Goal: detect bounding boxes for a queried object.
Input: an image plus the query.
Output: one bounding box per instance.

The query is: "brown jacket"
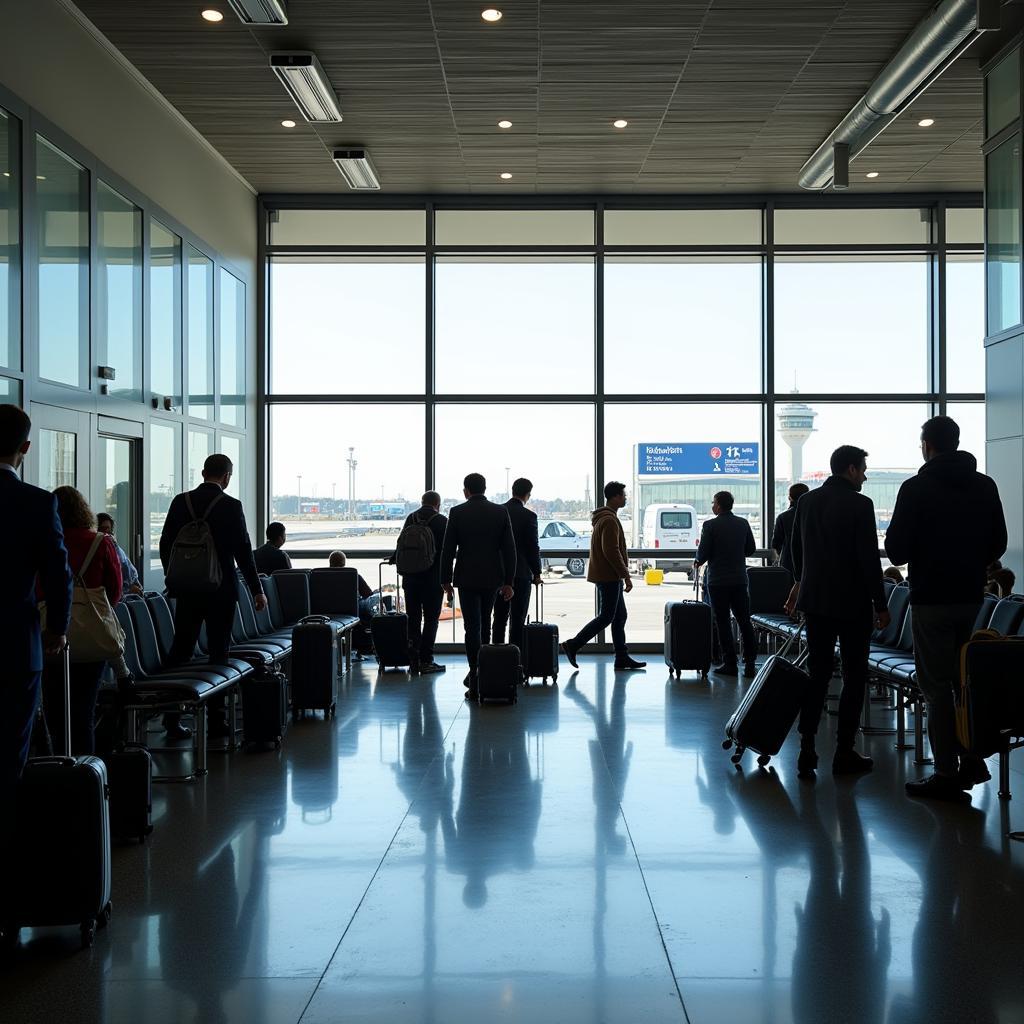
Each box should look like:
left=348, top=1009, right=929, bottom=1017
left=587, top=506, right=629, bottom=582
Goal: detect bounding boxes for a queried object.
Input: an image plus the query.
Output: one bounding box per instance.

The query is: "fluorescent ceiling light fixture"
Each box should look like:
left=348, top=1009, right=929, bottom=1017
left=613, top=119, right=628, bottom=128
left=226, top=0, right=288, bottom=25
left=201, top=9, right=224, bottom=22
left=281, top=119, right=296, bottom=128
left=918, top=117, right=935, bottom=126
left=498, top=119, right=513, bottom=129
left=865, top=171, right=879, bottom=178
left=332, top=149, right=380, bottom=190
left=500, top=171, right=513, bottom=179
left=270, top=52, right=343, bottom=123
left=482, top=8, right=503, bottom=22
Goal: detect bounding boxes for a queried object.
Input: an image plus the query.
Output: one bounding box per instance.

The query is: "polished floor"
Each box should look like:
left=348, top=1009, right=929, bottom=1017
left=3, top=655, right=1024, bottom=1024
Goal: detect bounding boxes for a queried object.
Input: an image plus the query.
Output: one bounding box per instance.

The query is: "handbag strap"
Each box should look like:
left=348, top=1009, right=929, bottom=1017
left=74, top=533, right=106, bottom=586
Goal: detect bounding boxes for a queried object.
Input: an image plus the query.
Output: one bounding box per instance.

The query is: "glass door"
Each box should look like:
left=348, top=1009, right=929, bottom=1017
left=98, top=429, right=143, bottom=574
left=26, top=403, right=90, bottom=494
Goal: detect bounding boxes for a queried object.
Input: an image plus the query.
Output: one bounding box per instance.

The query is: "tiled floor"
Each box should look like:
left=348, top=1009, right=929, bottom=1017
left=3, top=655, right=1023, bottom=1024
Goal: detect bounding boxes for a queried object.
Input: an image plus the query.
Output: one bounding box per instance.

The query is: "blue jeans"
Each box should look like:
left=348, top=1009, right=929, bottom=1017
left=571, top=581, right=628, bottom=655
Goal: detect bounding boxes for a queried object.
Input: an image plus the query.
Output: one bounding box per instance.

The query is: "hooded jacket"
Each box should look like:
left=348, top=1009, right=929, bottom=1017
left=885, top=450, right=1007, bottom=606
left=587, top=506, right=629, bottom=583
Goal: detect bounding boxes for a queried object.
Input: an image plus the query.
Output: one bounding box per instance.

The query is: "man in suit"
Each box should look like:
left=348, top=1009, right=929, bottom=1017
left=0, top=405, right=72, bottom=822
left=786, top=445, right=889, bottom=778
left=770, top=482, right=809, bottom=576
left=159, top=453, right=265, bottom=736
left=440, top=473, right=516, bottom=698
left=492, top=477, right=542, bottom=656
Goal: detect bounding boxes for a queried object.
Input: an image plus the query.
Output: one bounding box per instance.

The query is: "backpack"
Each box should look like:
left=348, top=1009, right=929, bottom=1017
left=395, top=511, right=437, bottom=576
left=165, top=491, right=225, bottom=594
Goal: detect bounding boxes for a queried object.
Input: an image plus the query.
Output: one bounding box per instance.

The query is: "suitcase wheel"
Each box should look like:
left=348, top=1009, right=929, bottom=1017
left=757, top=754, right=771, bottom=768
left=80, top=921, right=96, bottom=949
left=98, top=901, right=112, bottom=928
left=722, top=739, right=733, bottom=750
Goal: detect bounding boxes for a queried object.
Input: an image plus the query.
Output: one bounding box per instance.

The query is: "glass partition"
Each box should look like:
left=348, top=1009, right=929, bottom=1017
left=150, top=220, right=181, bottom=407
left=987, top=49, right=1020, bottom=137
left=0, top=109, right=19, bottom=371
left=219, top=268, right=245, bottom=426
left=187, top=246, right=214, bottom=419
left=986, top=134, right=1022, bottom=335
left=149, top=420, right=178, bottom=573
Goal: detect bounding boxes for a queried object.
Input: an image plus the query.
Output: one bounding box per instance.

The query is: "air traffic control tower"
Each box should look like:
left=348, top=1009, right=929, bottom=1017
left=777, top=392, right=817, bottom=484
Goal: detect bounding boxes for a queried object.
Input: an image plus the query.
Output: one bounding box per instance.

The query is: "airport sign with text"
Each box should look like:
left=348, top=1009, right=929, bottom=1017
left=637, top=443, right=760, bottom=476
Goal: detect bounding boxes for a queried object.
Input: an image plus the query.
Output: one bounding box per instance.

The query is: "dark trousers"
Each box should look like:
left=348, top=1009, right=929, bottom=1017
left=405, top=577, right=444, bottom=663
left=571, top=580, right=628, bottom=655
left=459, top=587, right=498, bottom=672
left=492, top=578, right=532, bottom=651
left=2, top=668, right=41, bottom=825
left=800, top=611, right=873, bottom=749
left=707, top=583, right=757, bottom=667
left=168, top=592, right=237, bottom=664
left=42, top=659, right=106, bottom=756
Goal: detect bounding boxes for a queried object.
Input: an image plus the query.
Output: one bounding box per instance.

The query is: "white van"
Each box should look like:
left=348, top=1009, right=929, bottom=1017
left=640, top=504, right=699, bottom=577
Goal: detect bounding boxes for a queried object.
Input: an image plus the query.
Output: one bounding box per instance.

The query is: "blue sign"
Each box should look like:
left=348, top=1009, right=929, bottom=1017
left=638, top=443, right=759, bottom=476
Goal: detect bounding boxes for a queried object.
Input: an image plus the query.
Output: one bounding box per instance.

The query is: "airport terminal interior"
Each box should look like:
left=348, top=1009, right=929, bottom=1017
left=2, top=0, right=1024, bottom=1021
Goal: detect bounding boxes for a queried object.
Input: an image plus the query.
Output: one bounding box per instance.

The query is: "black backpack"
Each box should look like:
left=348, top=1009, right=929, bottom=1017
left=395, top=510, right=438, bottom=575
left=165, top=491, right=224, bottom=593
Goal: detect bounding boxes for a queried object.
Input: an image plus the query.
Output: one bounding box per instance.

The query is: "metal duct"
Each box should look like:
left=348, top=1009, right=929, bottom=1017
left=798, top=0, right=983, bottom=190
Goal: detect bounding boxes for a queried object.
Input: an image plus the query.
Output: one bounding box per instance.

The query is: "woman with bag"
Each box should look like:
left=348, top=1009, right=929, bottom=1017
left=40, top=487, right=123, bottom=755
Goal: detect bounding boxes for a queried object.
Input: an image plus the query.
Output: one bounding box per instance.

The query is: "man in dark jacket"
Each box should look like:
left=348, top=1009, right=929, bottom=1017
left=440, top=473, right=517, bottom=696
left=254, top=521, right=292, bottom=575
left=771, top=483, right=809, bottom=576
left=787, top=445, right=890, bottom=777
left=492, top=477, right=543, bottom=656
left=886, top=416, right=1008, bottom=800
left=695, top=490, right=757, bottom=675
left=396, top=491, right=448, bottom=674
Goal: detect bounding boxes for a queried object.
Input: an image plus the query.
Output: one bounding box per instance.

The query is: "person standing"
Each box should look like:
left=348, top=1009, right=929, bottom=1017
left=561, top=481, right=645, bottom=672
left=785, top=446, right=889, bottom=778
left=440, top=473, right=516, bottom=698
left=159, top=453, right=266, bottom=736
left=770, top=483, right=809, bottom=576
left=0, top=405, right=71, bottom=824
left=694, top=490, right=757, bottom=675
left=492, top=477, right=543, bottom=656
left=97, top=513, right=144, bottom=597
left=395, top=491, right=448, bottom=674
left=885, top=416, right=1007, bottom=800
left=254, top=521, right=292, bottom=575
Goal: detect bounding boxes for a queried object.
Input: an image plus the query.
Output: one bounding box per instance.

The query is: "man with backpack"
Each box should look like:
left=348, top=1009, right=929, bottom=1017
left=393, top=491, right=448, bottom=674
left=159, top=453, right=265, bottom=736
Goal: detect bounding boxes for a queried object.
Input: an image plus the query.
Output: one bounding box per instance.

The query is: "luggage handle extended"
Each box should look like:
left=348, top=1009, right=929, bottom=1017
left=531, top=580, right=544, bottom=624
left=60, top=641, right=71, bottom=757
left=378, top=559, right=401, bottom=614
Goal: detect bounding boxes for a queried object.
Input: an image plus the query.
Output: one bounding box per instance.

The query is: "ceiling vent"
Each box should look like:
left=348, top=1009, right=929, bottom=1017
left=227, top=0, right=288, bottom=25
left=332, top=149, right=380, bottom=190
left=270, top=52, right=342, bottom=123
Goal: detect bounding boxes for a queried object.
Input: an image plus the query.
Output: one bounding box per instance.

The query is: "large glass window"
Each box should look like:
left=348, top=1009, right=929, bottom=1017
left=150, top=220, right=181, bottom=406
left=987, top=49, right=1020, bottom=137
left=219, top=268, right=245, bottom=426
left=435, top=209, right=593, bottom=246
left=36, top=137, right=88, bottom=387
left=187, top=427, right=212, bottom=488
left=38, top=429, right=76, bottom=491
left=270, top=258, right=424, bottom=394
left=220, top=433, right=242, bottom=499
left=948, top=403, right=986, bottom=473
left=1, top=109, right=19, bottom=371
left=436, top=258, right=594, bottom=394
left=270, top=208, right=425, bottom=246
left=986, top=135, right=1022, bottom=334
left=604, top=209, right=761, bottom=246
left=149, top=420, right=178, bottom=574
left=775, top=256, right=929, bottom=393
left=774, top=207, right=930, bottom=245
left=187, top=246, right=214, bottom=419
left=604, top=257, right=760, bottom=394
left=947, top=255, right=985, bottom=393
left=97, top=182, right=142, bottom=401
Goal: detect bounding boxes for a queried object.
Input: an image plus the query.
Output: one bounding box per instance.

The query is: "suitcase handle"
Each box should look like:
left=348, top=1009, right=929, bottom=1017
left=61, top=642, right=71, bottom=757
left=300, top=614, right=332, bottom=625
left=378, top=560, right=401, bottom=614
left=533, top=581, right=543, bottom=623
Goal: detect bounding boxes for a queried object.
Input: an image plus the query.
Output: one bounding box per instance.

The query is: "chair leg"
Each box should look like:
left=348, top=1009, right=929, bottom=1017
left=913, top=700, right=933, bottom=765
left=999, top=740, right=1012, bottom=801
left=195, top=705, right=208, bottom=777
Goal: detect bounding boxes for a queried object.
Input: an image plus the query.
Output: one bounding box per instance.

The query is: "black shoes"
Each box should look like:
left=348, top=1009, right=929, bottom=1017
left=797, top=748, right=819, bottom=779
left=832, top=748, right=874, bottom=776
left=716, top=663, right=739, bottom=676
left=419, top=661, right=446, bottom=674
left=957, top=759, right=991, bottom=790
left=906, top=773, right=970, bottom=801
left=614, top=655, right=646, bottom=671
left=743, top=661, right=757, bottom=676
left=560, top=640, right=580, bottom=669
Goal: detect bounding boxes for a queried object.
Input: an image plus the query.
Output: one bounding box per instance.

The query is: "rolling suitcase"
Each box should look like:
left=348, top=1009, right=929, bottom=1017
left=242, top=666, right=289, bottom=748
left=477, top=643, right=520, bottom=704
left=102, top=742, right=153, bottom=844
left=371, top=561, right=411, bottom=671
left=523, top=585, right=559, bottom=684
left=4, top=645, right=112, bottom=950
left=291, top=614, right=338, bottom=719
left=665, top=599, right=714, bottom=679
left=723, top=630, right=810, bottom=768
left=955, top=630, right=1024, bottom=758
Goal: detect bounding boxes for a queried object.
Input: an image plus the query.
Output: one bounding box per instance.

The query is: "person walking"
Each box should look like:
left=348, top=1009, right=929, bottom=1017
left=440, top=473, right=517, bottom=698
left=770, top=483, right=809, bottom=576
left=254, top=521, right=292, bottom=574
left=561, top=482, right=645, bottom=672
left=492, top=477, right=543, bottom=658
left=694, top=490, right=758, bottom=675
left=885, top=415, right=1007, bottom=800
left=785, top=445, right=889, bottom=778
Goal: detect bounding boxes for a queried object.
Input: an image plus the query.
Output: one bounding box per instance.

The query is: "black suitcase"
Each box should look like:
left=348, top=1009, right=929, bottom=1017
left=723, top=632, right=810, bottom=768
left=4, top=645, right=113, bottom=949
left=371, top=561, right=411, bottom=671
left=478, top=644, right=520, bottom=704
left=665, top=599, right=714, bottom=678
left=523, top=584, right=558, bottom=684
left=291, top=614, right=338, bottom=719
left=102, top=742, right=153, bottom=844
left=242, top=666, right=288, bottom=748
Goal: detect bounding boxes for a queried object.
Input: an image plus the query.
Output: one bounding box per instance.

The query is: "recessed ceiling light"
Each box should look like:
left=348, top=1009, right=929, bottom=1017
left=500, top=171, right=512, bottom=179
left=865, top=171, right=879, bottom=179
left=498, top=119, right=512, bottom=129
left=201, top=9, right=224, bottom=21
left=281, top=119, right=296, bottom=128
left=2, top=172, right=9, bottom=178
left=482, top=8, right=503, bottom=22
left=613, top=119, right=628, bottom=129
left=36, top=175, right=46, bottom=181
left=918, top=117, right=935, bottom=127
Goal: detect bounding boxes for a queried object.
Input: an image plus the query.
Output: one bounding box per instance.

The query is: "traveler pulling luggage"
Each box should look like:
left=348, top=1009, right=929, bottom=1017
left=477, top=643, right=521, bottom=704
left=3, top=644, right=113, bottom=950
left=723, top=629, right=810, bottom=768
left=665, top=591, right=714, bottom=679
left=291, top=614, right=338, bottom=720
left=523, top=584, right=558, bottom=684
left=241, top=665, right=289, bottom=748
left=371, top=561, right=411, bottom=671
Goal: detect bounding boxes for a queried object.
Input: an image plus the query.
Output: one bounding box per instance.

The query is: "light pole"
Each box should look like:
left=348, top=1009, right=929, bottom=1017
left=346, top=447, right=357, bottom=520
left=331, top=481, right=336, bottom=512
left=505, top=466, right=510, bottom=498
left=296, top=475, right=302, bottom=516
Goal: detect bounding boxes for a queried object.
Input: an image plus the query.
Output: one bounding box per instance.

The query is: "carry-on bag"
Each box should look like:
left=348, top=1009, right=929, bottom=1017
left=242, top=666, right=289, bottom=748
left=477, top=643, right=520, bottom=704
left=291, top=614, right=337, bottom=719
left=723, top=629, right=810, bottom=768
left=4, top=644, right=113, bottom=949
left=102, top=742, right=153, bottom=844
left=371, top=561, right=411, bottom=671
left=665, top=598, right=714, bottom=679
left=956, top=629, right=1024, bottom=757
left=523, top=584, right=559, bottom=684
